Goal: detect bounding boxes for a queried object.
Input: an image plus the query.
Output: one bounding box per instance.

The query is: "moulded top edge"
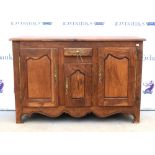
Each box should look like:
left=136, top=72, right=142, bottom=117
left=9, top=36, right=146, bottom=41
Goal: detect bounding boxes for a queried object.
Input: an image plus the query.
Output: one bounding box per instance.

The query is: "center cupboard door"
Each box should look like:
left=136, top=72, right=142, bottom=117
left=20, top=48, right=59, bottom=107
left=98, top=47, right=136, bottom=106
left=64, top=63, right=92, bottom=107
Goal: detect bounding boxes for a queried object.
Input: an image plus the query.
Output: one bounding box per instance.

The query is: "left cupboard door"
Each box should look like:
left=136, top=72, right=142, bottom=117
left=20, top=48, right=59, bottom=107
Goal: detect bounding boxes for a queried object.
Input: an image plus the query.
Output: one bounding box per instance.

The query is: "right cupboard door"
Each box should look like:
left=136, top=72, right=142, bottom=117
left=98, top=47, right=136, bottom=106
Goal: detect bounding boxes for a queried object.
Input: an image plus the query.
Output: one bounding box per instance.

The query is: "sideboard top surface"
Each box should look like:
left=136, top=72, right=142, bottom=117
left=10, top=36, right=145, bottom=42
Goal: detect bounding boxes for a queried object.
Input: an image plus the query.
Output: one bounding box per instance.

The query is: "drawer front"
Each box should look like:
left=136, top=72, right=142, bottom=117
left=64, top=48, right=92, bottom=56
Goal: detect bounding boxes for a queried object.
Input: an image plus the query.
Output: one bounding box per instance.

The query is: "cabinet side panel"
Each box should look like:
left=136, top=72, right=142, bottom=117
left=12, top=41, right=22, bottom=123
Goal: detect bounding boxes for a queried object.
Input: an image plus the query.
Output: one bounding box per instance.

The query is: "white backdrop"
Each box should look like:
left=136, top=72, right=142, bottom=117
left=0, top=0, right=155, bottom=110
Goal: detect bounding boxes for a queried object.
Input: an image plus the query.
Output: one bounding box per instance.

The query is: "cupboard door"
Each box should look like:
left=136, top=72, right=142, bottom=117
left=20, top=48, right=58, bottom=107
left=64, top=63, right=92, bottom=107
left=98, top=47, right=136, bottom=106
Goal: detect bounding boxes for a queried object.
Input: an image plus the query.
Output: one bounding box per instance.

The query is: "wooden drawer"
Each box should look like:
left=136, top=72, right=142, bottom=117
left=64, top=48, right=92, bottom=56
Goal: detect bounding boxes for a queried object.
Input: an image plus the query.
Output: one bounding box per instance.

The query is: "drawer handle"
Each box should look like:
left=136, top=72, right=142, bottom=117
left=65, top=77, right=69, bottom=95
left=76, top=51, right=83, bottom=63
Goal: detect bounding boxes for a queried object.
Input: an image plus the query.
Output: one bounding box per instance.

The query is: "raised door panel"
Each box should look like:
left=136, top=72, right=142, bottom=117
left=27, top=55, right=51, bottom=98
left=98, top=47, right=136, bottom=106
left=104, top=55, right=128, bottom=97
left=20, top=48, right=58, bottom=107
left=64, top=63, right=92, bottom=107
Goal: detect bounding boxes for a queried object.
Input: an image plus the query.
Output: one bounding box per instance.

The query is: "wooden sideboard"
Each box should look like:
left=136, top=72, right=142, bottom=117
left=11, top=36, right=145, bottom=123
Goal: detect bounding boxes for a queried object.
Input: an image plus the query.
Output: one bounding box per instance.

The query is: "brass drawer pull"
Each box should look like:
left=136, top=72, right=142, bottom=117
left=65, top=77, right=69, bottom=95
